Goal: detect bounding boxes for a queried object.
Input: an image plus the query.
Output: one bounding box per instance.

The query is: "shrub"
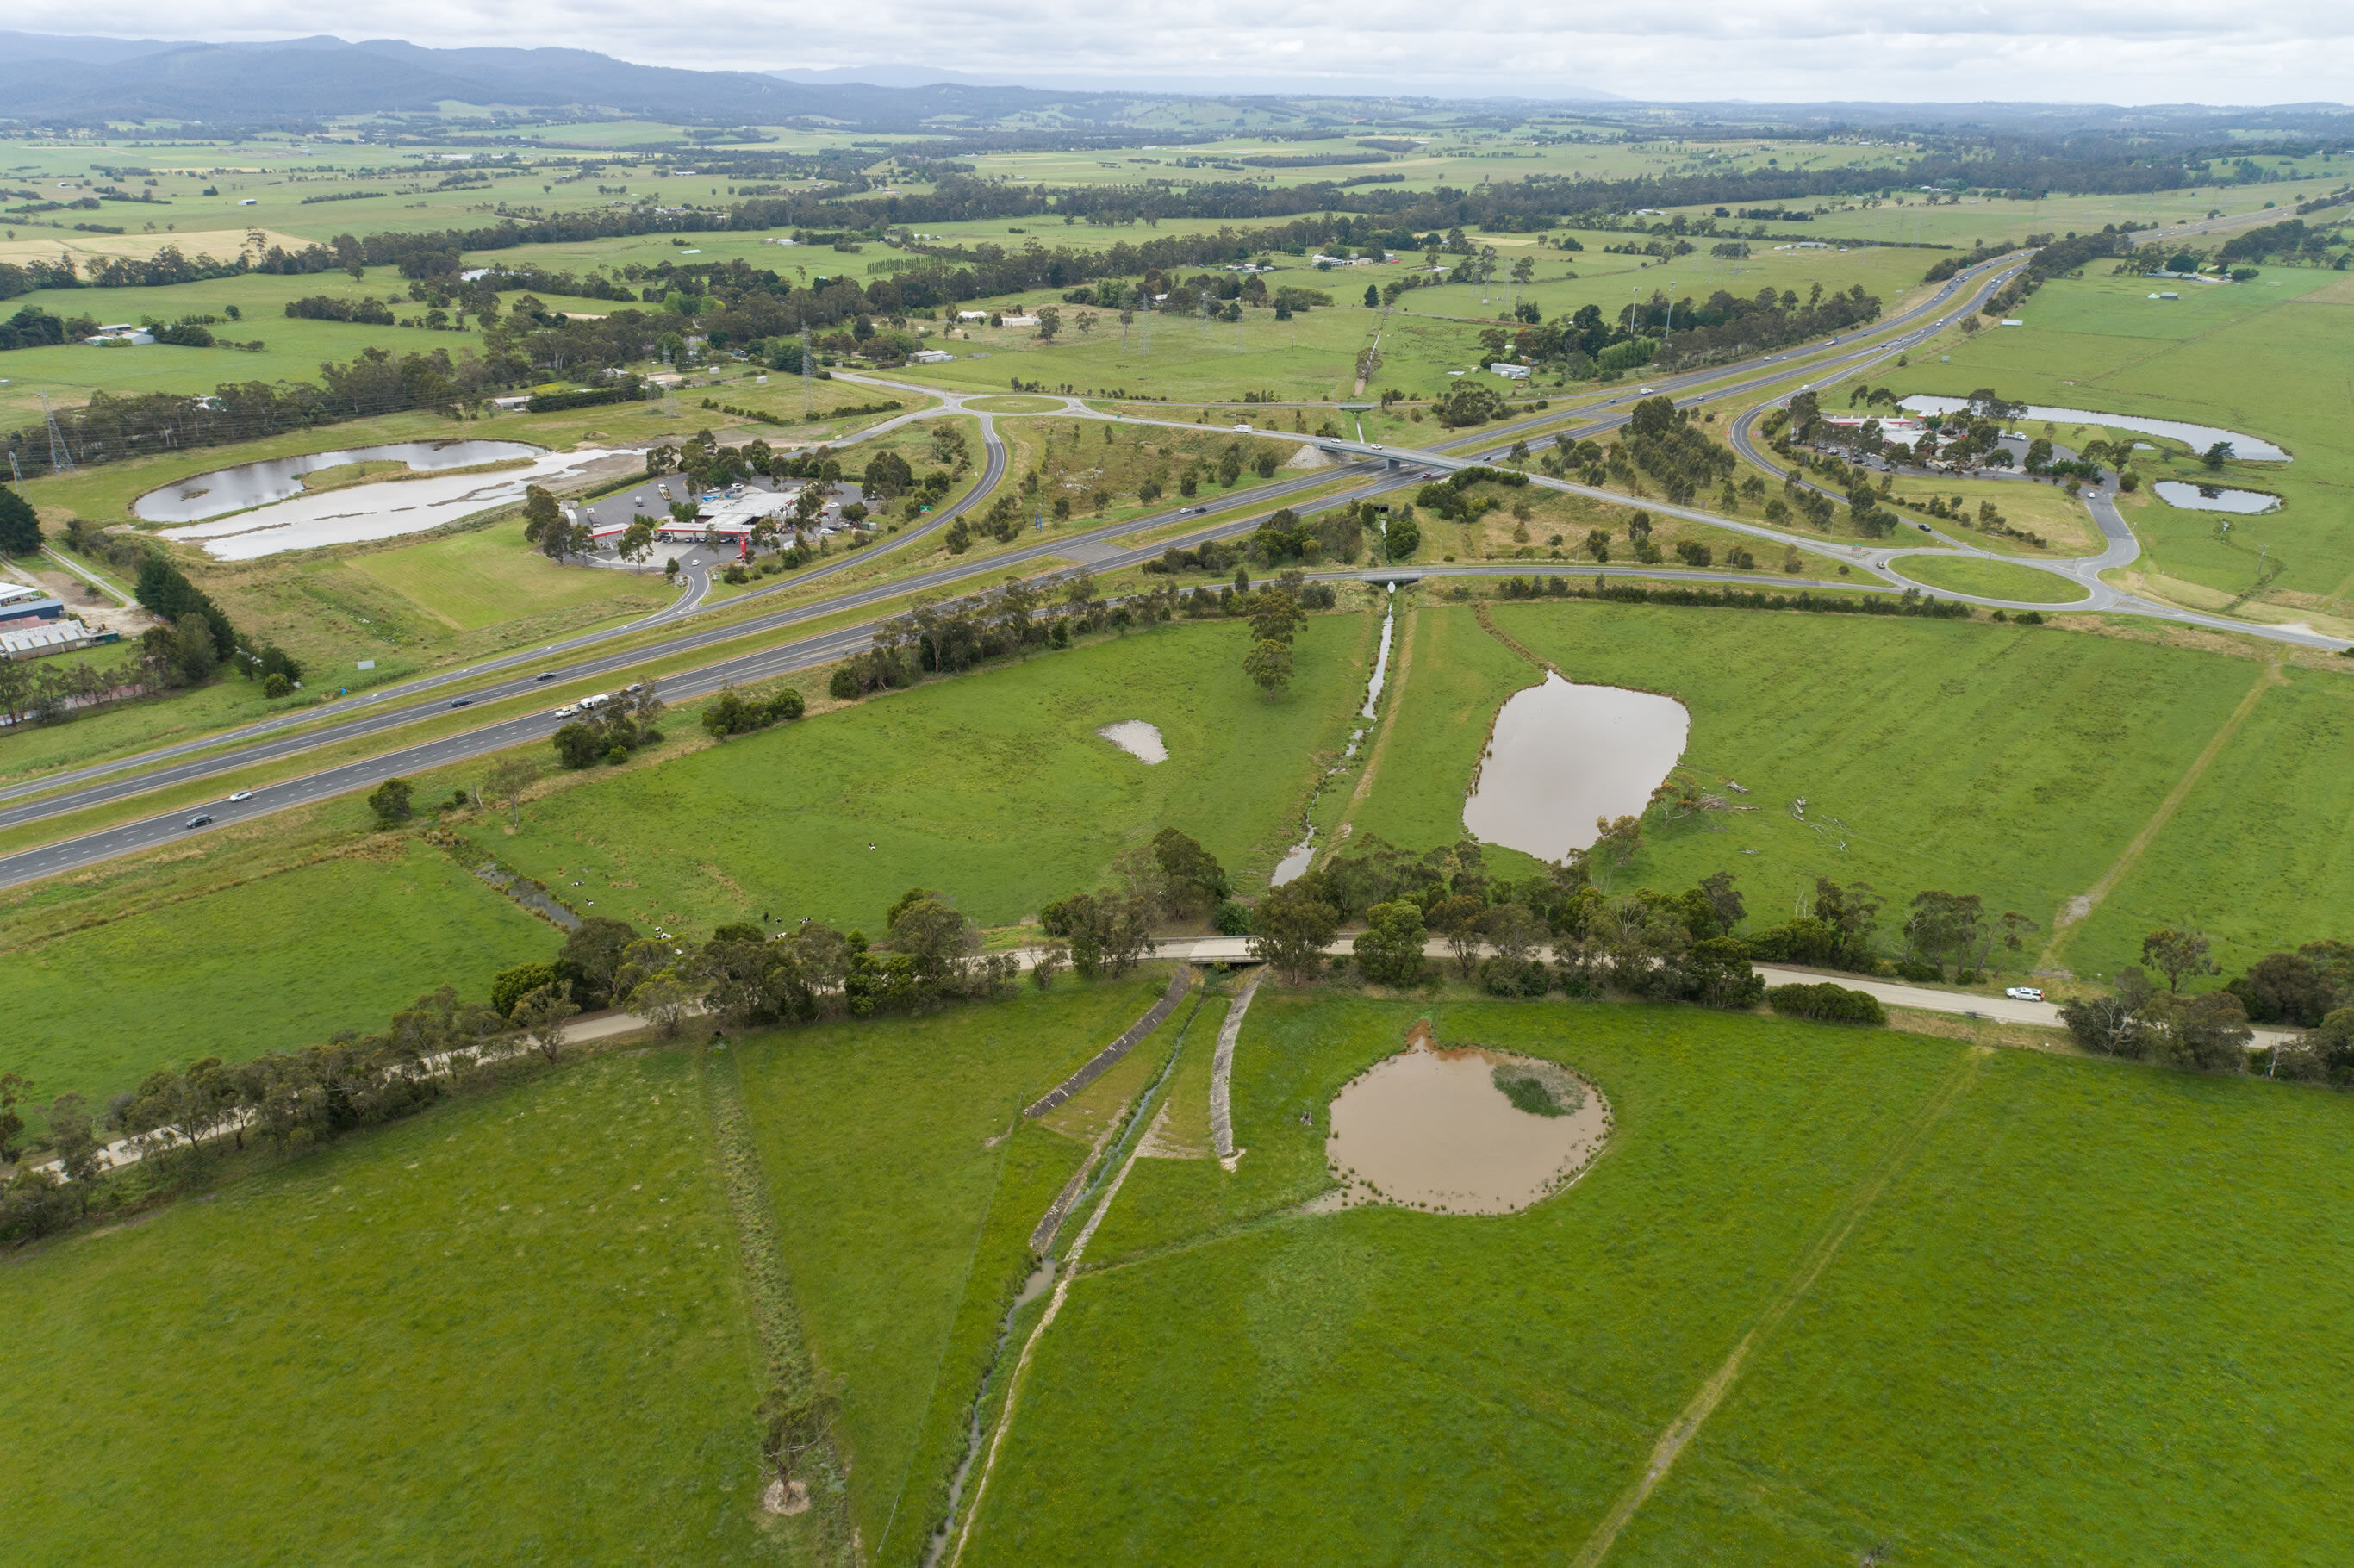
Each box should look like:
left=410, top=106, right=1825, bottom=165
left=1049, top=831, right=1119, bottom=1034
left=1212, top=899, right=1253, bottom=936
left=828, top=666, right=862, bottom=701
left=491, top=961, right=558, bottom=1018
left=1766, top=982, right=1888, bottom=1025
left=366, top=776, right=414, bottom=829
left=1479, top=955, right=1553, bottom=997
left=260, top=672, right=292, bottom=699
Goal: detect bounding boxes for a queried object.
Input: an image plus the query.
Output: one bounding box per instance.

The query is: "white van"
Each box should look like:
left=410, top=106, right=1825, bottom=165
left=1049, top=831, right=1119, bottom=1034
left=579, top=692, right=612, bottom=711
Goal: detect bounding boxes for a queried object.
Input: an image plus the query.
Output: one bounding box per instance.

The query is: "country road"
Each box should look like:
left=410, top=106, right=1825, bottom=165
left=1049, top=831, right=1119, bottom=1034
left=0, top=202, right=2325, bottom=889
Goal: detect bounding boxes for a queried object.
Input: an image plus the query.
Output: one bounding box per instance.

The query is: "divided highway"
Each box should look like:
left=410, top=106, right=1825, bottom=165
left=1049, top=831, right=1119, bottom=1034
left=0, top=203, right=2320, bottom=889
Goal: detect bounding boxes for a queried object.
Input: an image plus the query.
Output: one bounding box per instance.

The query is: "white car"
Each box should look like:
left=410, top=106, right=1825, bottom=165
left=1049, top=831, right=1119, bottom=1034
left=1233, top=423, right=1253, bottom=432
left=228, top=790, right=253, bottom=802
left=553, top=705, right=580, bottom=718
left=2004, top=986, right=2046, bottom=1003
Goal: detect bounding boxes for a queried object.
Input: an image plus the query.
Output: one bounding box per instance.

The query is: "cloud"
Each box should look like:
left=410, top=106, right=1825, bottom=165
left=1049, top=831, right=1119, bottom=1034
left=11, top=1, right=2353, bottom=103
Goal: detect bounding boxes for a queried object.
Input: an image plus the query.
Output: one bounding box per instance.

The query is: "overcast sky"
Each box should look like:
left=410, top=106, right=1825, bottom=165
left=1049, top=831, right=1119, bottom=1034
left=16, top=2, right=2354, bottom=105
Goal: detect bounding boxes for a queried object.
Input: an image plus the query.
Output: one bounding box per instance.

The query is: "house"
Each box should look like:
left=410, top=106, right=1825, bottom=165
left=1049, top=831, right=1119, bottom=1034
left=999, top=314, right=1040, bottom=327
left=86, top=323, right=153, bottom=345
left=910, top=349, right=956, bottom=364
left=1488, top=363, right=1531, bottom=380
left=956, top=310, right=989, bottom=322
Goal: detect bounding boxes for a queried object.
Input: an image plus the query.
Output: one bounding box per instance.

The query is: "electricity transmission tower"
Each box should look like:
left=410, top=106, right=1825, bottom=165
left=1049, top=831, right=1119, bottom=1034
left=40, top=392, right=76, bottom=475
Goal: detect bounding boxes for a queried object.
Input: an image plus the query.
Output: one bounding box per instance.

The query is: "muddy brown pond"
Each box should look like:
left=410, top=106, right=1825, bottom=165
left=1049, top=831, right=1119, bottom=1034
left=1462, top=673, right=1690, bottom=862
left=1323, top=1026, right=1610, bottom=1215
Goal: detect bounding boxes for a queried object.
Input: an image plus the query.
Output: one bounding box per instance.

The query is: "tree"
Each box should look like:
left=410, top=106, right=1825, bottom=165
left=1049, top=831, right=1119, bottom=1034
left=483, top=756, right=539, bottom=828
left=1697, top=870, right=1745, bottom=934
left=0, top=483, right=42, bottom=555
left=2227, top=951, right=2338, bottom=1027
left=1428, top=893, right=1488, bottom=978
left=557, top=915, right=640, bottom=1010
left=1592, top=813, right=1642, bottom=868
left=367, top=776, right=414, bottom=829
left=0, top=1070, right=29, bottom=1160
left=44, top=1092, right=103, bottom=1194
left=886, top=894, right=979, bottom=990
left=1684, top=936, right=1766, bottom=1009
left=626, top=970, right=695, bottom=1037
left=514, top=980, right=580, bottom=1063
left=1036, top=305, right=1062, bottom=341
left=1242, top=637, right=1293, bottom=696
left=492, top=961, right=558, bottom=1018
left=1249, top=882, right=1339, bottom=982
left=2142, top=926, right=2217, bottom=992
left=863, top=450, right=913, bottom=501
left=2146, top=989, right=2252, bottom=1073
left=1903, top=890, right=1986, bottom=979
left=1354, top=899, right=1429, bottom=986
left=2201, top=441, right=2233, bottom=471
left=1151, top=828, right=1230, bottom=914
left=619, top=516, right=657, bottom=563
left=521, top=483, right=564, bottom=545
left=1363, top=284, right=1379, bottom=308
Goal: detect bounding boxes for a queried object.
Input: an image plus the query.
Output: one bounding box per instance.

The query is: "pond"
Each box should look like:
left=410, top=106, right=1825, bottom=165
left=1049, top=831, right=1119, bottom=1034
left=1462, top=673, right=1689, bottom=862
left=133, top=439, right=548, bottom=523
left=1897, top=397, right=2289, bottom=464
left=2152, top=481, right=2282, bottom=515
left=153, top=446, right=627, bottom=559
left=1324, top=1026, right=1610, bottom=1215
left=1096, top=720, right=1168, bottom=764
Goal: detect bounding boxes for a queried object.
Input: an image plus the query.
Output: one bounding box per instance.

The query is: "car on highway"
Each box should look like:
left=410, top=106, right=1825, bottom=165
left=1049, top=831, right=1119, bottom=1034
left=2005, top=986, right=2046, bottom=1003
left=449, top=696, right=474, bottom=708
left=228, top=790, right=252, bottom=803
left=535, top=671, right=557, bottom=681
left=554, top=705, right=579, bottom=718
left=184, top=813, right=213, bottom=829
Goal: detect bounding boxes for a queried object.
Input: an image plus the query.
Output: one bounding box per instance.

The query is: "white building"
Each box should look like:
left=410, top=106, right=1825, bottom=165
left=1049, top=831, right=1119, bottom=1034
left=910, top=348, right=956, bottom=364
left=1488, top=362, right=1531, bottom=380
left=1, top=619, right=98, bottom=660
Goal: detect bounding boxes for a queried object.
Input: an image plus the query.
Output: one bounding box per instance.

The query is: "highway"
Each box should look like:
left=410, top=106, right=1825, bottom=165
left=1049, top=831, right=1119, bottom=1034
left=0, top=202, right=2322, bottom=888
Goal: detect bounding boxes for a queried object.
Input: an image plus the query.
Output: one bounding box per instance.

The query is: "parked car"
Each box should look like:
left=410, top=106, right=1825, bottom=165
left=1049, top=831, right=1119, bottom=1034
left=184, top=813, right=214, bottom=829
left=228, top=790, right=253, bottom=803
left=2005, top=986, right=2046, bottom=1003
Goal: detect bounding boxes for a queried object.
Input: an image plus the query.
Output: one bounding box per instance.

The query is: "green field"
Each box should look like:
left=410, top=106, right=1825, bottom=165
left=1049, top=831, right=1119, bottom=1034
left=950, top=990, right=2354, bottom=1564
left=345, top=517, right=669, bottom=630
left=1, top=1047, right=789, bottom=1564
left=731, top=972, right=1181, bottom=1559
left=1885, top=551, right=2090, bottom=603
left=1349, top=597, right=2340, bottom=977
left=490, top=612, right=1378, bottom=934
left=2, top=839, right=553, bottom=1118
left=1893, top=269, right=2354, bottom=613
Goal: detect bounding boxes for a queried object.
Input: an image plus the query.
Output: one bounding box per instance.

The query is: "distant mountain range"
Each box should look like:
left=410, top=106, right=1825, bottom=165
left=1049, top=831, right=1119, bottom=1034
left=0, top=32, right=1618, bottom=128
left=0, top=34, right=2342, bottom=135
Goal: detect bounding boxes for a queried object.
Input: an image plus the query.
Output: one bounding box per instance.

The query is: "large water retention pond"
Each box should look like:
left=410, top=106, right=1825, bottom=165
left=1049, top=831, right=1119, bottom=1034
left=1324, top=1028, right=1610, bottom=1215
left=134, top=441, right=629, bottom=560
left=134, top=439, right=547, bottom=522
left=1461, top=673, right=1690, bottom=862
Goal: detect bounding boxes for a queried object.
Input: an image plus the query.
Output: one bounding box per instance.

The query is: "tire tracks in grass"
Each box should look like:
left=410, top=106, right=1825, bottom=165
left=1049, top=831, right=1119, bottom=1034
left=701, top=1046, right=856, bottom=1562
left=1568, top=1045, right=1990, bottom=1568
left=2042, top=657, right=2284, bottom=964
